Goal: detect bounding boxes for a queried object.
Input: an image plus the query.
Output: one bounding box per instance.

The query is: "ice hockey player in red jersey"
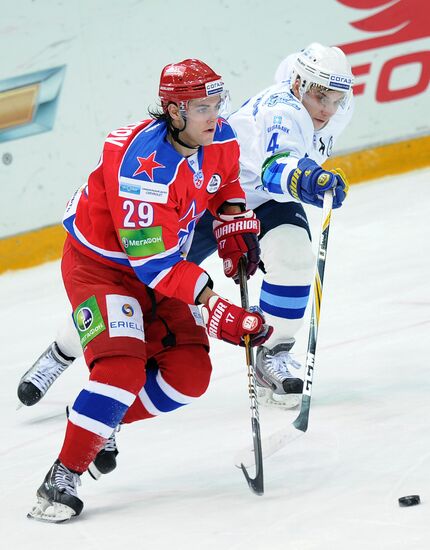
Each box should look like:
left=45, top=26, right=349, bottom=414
left=27, top=59, right=272, bottom=523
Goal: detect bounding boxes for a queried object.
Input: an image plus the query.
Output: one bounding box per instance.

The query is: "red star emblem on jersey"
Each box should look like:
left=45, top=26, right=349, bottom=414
left=133, top=151, right=165, bottom=180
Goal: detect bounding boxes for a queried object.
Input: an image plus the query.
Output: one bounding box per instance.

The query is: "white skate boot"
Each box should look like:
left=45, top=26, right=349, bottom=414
left=255, top=342, right=303, bottom=409
left=17, top=342, right=74, bottom=406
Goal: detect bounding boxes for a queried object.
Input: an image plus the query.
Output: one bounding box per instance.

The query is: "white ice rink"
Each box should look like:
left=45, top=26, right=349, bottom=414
left=1, top=168, right=430, bottom=549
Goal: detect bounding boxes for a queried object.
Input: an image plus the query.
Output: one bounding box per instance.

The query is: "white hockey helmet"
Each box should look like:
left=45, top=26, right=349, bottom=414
left=292, top=43, right=354, bottom=106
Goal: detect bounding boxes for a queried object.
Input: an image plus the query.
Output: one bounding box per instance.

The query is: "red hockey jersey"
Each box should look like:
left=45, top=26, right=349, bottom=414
left=63, top=118, right=244, bottom=305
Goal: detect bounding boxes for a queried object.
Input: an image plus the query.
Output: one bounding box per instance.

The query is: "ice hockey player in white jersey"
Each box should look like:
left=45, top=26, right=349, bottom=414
left=18, top=43, right=354, bottom=415
left=226, top=43, right=354, bottom=406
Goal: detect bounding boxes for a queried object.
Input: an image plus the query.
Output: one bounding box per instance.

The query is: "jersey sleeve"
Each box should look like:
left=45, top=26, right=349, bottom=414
left=258, top=102, right=313, bottom=200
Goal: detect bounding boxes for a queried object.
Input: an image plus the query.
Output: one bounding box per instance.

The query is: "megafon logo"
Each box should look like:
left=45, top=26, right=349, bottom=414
left=76, top=307, right=93, bottom=332
left=0, top=66, right=66, bottom=143
left=336, top=0, right=430, bottom=102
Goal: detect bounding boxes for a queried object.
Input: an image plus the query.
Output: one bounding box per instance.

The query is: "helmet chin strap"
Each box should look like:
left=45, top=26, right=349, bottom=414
left=168, top=118, right=199, bottom=151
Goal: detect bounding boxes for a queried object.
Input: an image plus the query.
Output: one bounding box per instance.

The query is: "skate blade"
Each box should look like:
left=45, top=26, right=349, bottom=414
left=257, top=388, right=301, bottom=410
left=27, top=497, right=76, bottom=523
left=16, top=401, right=24, bottom=411
left=87, top=462, right=102, bottom=480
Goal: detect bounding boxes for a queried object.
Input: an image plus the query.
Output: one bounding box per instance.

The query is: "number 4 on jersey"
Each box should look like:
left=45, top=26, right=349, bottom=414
left=267, top=132, right=280, bottom=154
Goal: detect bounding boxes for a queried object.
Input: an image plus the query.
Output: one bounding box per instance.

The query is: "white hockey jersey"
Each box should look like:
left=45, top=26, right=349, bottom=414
left=229, top=53, right=354, bottom=209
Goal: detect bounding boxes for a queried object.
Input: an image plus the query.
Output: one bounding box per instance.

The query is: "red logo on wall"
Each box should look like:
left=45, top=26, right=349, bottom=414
left=336, top=0, right=430, bottom=102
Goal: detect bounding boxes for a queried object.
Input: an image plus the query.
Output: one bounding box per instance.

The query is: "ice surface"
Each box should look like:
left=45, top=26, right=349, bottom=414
left=1, top=169, right=429, bottom=549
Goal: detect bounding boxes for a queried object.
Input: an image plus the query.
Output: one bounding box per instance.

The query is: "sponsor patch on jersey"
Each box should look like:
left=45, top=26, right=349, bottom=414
left=73, top=296, right=106, bottom=348
left=206, top=173, right=222, bottom=194
left=119, top=227, right=165, bottom=257
left=119, top=177, right=169, bottom=203
left=188, top=305, right=206, bottom=327
left=266, top=122, right=290, bottom=134
left=106, top=295, right=145, bottom=340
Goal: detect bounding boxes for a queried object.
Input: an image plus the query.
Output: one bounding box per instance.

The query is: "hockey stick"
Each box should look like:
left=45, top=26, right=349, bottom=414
left=293, top=189, right=334, bottom=432
left=238, top=258, right=264, bottom=496
left=235, top=190, right=334, bottom=467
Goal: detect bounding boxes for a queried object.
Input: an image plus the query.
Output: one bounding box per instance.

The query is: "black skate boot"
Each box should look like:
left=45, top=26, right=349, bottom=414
left=18, top=342, right=75, bottom=406
left=28, top=460, right=83, bottom=523
left=88, top=426, right=119, bottom=480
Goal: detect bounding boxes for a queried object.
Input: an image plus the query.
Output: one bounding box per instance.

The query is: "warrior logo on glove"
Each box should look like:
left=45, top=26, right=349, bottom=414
left=202, top=296, right=273, bottom=347
left=213, top=210, right=261, bottom=282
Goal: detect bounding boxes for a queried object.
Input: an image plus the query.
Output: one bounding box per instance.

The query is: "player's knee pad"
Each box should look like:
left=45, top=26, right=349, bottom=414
left=162, top=344, right=212, bottom=397
left=260, top=224, right=315, bottom=284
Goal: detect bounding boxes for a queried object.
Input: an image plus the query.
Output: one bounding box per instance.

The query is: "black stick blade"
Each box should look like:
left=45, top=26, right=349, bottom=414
left=240, top=417, right=264, bottom=495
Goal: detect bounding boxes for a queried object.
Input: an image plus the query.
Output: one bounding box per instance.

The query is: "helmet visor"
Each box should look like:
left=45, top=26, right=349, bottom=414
left=304, top=84, right=348, bottom=112
left=181, top=90, right=231, bottom=120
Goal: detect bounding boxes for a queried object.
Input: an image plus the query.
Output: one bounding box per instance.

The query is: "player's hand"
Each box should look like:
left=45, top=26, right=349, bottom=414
left=213, top=210, right=261, bottom=283
left=201, top=296, right=273, bottom=347
left=287, top=158, right=349, bottom=208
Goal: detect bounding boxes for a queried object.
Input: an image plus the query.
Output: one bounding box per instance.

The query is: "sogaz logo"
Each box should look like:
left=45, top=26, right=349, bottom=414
left=206, top=79, right=224, bottom=95
left=328, top=74, right=353, bottom=91
left=76, top=307, right=93, bottom=332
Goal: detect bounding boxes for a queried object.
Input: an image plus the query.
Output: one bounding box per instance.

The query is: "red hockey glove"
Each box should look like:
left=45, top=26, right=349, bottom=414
left=213, top=210, right=261, bottom=283
left=201, top=296, right=273, bottom=347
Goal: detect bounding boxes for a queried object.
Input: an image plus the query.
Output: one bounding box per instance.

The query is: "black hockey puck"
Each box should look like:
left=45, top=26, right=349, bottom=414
left=398, top=495, right=421, bottom=507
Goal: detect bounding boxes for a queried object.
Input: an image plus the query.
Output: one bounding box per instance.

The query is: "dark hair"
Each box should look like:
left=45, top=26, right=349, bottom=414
left=148, top=104, right=168, bottom=121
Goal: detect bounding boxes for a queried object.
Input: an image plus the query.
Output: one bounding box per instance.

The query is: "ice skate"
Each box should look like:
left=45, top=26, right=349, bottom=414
left=17, top=342, right=74, bottom=406
left=256, top=342, right=303, bottom=409
left=28, top=460, right=83, bottom=523
left=88, top=426, right=120, bottom=480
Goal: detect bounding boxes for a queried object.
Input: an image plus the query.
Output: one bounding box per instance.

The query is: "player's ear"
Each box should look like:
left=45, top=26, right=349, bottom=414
left=167, top=102, right=181, bottom=122
left=291, top=77, right=300, bottom=97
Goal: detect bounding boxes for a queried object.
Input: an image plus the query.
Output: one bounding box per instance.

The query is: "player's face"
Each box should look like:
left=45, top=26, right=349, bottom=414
left=180, top=95, right=224, bottom=147
left=302, top=87, right=345, bottom=130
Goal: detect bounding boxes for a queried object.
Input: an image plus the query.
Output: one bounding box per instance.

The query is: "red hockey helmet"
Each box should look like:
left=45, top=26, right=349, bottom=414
left=159, top=59, right=224, bottom=111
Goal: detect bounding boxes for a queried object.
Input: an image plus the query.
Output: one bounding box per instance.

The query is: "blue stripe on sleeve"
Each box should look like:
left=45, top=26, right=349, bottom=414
left=262, top=160, right=289, bottom=195
left=134, top=250, right=183, bottom=285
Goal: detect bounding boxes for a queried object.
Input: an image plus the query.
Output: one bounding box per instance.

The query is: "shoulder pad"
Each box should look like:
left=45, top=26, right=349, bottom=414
left=120, top=121, right=184, bottom=186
